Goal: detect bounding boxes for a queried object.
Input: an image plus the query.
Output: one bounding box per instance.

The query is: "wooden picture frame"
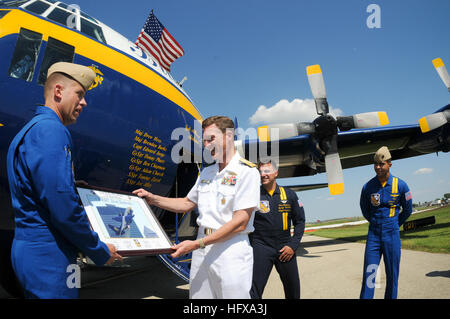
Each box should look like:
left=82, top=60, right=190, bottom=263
left=76, top=184, right=174, bottom=256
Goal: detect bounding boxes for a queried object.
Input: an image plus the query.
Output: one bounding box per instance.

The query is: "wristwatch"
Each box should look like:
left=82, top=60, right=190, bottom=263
left=198, top=238, right=206, bottom=249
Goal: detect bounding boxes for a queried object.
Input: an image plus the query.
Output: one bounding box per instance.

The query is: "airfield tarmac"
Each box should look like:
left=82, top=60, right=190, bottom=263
left=1, top=234, right=448, bottom=299
left=78, top=234, right=449, bottom=299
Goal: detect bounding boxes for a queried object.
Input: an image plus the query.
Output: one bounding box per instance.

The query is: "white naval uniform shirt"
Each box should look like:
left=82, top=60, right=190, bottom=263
left=186, top=152, right=260, bottom=299
left=187, top=152, right=260, bottom=232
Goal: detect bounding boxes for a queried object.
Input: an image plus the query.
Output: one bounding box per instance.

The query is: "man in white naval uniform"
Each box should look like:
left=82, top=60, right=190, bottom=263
left=133, top=116, right=260, bottom=299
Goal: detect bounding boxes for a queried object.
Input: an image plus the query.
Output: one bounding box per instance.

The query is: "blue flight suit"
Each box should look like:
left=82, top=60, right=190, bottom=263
left=359, top=174, right=412, bottom=299
left=6, top=106, right=111, bottom=299
left=250, top=185, right=305, bottom=299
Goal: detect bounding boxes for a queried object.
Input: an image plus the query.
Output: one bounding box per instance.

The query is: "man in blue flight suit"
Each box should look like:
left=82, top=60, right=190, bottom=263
left=7, top=62, right=122, bottom=299
left=359, top=146, right=412, bottom=299
left=250, top=160, right=305, bottom=299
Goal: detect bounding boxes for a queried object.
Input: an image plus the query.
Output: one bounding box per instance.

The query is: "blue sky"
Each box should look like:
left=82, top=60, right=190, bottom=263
left=73, top=0, right=449, bottom=222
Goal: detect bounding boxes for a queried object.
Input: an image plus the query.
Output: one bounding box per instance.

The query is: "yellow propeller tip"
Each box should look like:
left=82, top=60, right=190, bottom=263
left=257, top=126, right=270, bottom=142
left=329, top=183, right=345, bottom=195
left=432, top=58, right=444, bottom=69
left=377, top=112, right=389, bottom=126
left=418, top=117, right=430, bottom=133
left=307, top=64, right=322, bottom=75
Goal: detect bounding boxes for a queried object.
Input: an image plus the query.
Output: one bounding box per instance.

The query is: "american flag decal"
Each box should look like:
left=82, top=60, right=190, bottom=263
left=405, top=191, right=412, bottom=201
left=136, top=11, right=184, bottom=72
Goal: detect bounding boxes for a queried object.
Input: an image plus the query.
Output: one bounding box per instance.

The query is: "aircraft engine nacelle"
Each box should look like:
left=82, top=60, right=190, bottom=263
left=408, top=123, right=450, bottom=154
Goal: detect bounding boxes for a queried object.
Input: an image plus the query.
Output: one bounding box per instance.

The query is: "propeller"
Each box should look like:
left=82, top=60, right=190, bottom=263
left=418, top=58, right=450, bottom=133
left=257, top=64, right=390, bottom=195
left=432, top=58, right=450, bottom=91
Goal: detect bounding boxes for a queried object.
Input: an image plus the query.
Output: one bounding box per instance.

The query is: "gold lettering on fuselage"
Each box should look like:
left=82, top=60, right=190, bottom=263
left=126, top=129, right=168, bottom=188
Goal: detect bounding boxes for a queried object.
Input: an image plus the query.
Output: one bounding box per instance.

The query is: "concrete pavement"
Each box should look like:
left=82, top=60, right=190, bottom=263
left=1, top=234, right=448, bottom=299
left=80, top=234, right=450, bottom=299
left=263, top=234, right=450, bottom=299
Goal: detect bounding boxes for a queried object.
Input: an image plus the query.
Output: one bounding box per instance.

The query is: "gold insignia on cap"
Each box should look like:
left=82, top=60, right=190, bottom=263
left=47, top=62, right=96, bottom=91
left=374, top=146, right=391, bottom=163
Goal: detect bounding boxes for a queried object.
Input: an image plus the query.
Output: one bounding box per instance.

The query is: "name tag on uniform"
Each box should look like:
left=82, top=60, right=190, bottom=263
left=200, top=179, right=212, bottom=184
left=278, top=203, right=291, bottom=212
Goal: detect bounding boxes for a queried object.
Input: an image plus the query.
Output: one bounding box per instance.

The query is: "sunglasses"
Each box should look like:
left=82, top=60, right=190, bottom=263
left=259, top=169, right=275, bottom=174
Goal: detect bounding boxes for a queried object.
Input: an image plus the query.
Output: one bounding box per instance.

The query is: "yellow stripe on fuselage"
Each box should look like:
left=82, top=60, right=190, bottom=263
left=0, top=9, right=202, bottom=121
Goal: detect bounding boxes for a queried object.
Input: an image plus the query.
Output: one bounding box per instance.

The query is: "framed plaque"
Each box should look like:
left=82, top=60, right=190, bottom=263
left=76, top=184, right=174, bottom=256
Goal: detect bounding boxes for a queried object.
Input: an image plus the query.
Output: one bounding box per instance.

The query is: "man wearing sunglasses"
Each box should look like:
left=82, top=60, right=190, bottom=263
left=250, top=160, right=305, bottom=299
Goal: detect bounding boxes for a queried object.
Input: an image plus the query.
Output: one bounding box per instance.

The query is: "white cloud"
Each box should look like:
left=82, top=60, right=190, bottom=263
left=413, top=168, right=434, bottom=175
left=249, top=98, right=344, bottom=125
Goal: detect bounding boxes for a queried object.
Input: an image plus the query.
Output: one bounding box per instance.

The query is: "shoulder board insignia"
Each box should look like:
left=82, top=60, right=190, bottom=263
left=239, top=158, right=256, bottom=168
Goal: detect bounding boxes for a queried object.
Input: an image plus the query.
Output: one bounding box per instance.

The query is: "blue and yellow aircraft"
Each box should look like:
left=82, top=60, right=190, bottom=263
left=108, top=207, right=135, bottom=237
left=0, top=0, right=449, bottom=297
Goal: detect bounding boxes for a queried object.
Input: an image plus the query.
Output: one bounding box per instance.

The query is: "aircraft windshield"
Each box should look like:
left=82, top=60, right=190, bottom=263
left=4, top=0, right=106, bottom=44
left=0, top=0, right=29, bottom=7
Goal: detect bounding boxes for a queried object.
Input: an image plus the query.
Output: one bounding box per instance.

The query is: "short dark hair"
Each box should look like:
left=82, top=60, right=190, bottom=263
left=202, top=116, right=234, bottom=133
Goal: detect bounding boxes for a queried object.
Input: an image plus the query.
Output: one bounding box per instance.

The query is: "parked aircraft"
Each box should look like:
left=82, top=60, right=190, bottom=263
left=0, top=0, right=448, bottom=296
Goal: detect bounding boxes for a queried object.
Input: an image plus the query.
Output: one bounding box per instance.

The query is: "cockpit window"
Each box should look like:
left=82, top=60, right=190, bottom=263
left=23, top=0, right=50, bottom=15
left=0, top=0, right=29, bottom=7
left=80, top=11, right=98, bottom=24
left=55, top=1, right=69, bottom=9
left=46, top=7, right=71, bottom=27
left=80, top=17, right=106, bottom=43
left=7, top=0, right=107, bottom=44
left=8, top=28, right=43, bottom=82
left=37, top=36, right=74, bottom=85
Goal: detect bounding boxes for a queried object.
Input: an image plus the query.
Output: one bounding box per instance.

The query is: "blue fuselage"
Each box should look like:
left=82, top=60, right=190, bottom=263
left=0, top=8, right=201, bottom=230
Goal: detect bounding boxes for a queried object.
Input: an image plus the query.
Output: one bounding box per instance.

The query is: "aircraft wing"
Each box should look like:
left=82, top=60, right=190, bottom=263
left=236, top=62, right=450, bottom=195
left=238, top=104, right=450, bottom=181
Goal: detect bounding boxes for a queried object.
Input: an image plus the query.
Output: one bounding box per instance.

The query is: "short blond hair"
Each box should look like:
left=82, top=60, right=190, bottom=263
left=44, top=72, right=71, bottom=99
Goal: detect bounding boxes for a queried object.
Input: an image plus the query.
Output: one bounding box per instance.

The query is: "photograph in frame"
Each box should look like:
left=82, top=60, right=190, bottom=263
left=76, top=185, right=174, bottom=256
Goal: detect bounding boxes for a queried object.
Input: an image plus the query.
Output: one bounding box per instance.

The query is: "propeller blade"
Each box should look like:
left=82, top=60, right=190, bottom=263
left=353, top=111, right=389, bottom=128
left=257, top=123, right=315, bottom=141
left=418, top=110, right=450, bottom=133
left=257, top=124, right=294, bottom=142
left=307, top=64, right=329, bottom=115
left=337, top=112, right=389, bottom=130
left=432, top=58, right=450, bottom=91
left=281, top=183, right=328, bottom=192
left=324, top=135, right=344, bottom=195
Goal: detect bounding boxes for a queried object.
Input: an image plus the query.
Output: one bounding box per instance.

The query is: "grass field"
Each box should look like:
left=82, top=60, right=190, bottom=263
left=310, top=205, right=450, bottom=254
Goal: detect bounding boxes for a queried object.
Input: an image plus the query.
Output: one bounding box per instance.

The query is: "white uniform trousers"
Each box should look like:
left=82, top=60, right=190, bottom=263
left=189, top=229, right=253, bottom=299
